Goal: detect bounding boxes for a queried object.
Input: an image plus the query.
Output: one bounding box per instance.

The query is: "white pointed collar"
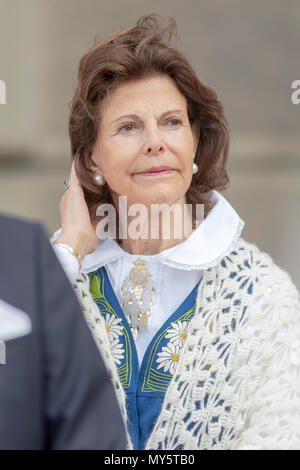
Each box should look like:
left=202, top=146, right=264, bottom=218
left=74, top=190, right=245, bottom=273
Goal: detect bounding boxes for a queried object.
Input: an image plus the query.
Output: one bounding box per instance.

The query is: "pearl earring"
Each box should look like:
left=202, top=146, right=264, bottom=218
left=93, top=174, right=105, bottom=185
left=192, top=162, right=198, bottom=174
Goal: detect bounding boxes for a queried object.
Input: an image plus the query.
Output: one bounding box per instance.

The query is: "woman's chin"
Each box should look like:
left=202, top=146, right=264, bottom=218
left=130, top=191, right=184, bottom=207
left=129, top=178, right=182, bottom=202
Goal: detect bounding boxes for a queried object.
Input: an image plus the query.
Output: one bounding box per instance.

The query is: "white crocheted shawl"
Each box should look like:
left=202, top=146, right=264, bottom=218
left=73, top=237, right=300, bottom=450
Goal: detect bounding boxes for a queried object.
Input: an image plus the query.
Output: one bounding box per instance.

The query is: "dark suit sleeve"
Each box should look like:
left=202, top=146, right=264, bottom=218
left=33, top=223, right=127, bottom=450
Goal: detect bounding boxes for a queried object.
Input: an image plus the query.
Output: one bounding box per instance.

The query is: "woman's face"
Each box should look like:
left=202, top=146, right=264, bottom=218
left=91, top=74, right=199, bottom=207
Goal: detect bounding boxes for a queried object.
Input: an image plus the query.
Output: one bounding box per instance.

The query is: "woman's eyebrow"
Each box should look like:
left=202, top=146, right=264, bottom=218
left=112, top=109, right=186, bottom=124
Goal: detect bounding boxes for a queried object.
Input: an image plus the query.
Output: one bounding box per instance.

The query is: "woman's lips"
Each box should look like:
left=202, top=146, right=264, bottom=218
left=135, top=167, right=174, bottom=176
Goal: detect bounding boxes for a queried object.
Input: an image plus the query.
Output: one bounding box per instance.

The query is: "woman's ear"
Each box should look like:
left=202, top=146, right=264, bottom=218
left=90, top=158, right=106, bottom=183
left=85, top=147, right=101, bottom=175
left=89, top=160, right=100, bottom=175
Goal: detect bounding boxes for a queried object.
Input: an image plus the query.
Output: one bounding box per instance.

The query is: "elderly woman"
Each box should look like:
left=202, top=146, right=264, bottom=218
left=52, top=14, right=300, bottom=450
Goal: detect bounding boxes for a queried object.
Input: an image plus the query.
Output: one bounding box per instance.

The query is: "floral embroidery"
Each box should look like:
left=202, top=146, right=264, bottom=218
left=156, top=342, right=182, bottom=375
left=141, top=301, right=198, bottom=393
left=155, top=321, right=188, bottom=376
left=88, top=269, right=133, bottom=388
left=164, top=321, right=188, bottom=347
left=104, top=313, right=125, bottom=365
left=104, top=313, right=124, bottom=341
left=109, top=337, right=125, bottom=365
left=89, top=266, right=199, bottom=393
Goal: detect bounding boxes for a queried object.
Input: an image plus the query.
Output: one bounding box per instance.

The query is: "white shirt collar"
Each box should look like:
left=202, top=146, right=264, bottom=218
left=79, top=190, right=245, bottom=273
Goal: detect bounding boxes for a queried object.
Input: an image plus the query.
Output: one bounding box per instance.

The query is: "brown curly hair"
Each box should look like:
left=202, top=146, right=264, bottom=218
left=69, top=13, right=230, bottom=235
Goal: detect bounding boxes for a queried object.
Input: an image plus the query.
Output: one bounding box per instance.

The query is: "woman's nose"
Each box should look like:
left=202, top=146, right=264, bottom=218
left=143, top=125, right=164, bottom=155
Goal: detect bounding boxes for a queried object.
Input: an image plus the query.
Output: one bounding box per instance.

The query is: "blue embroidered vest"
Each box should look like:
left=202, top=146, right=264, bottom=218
left=88, top=266, right=201, bottom=449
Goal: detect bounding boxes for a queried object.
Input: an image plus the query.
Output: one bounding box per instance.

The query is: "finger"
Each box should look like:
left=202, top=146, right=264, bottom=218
left=69, top=160, right=82, bottom=188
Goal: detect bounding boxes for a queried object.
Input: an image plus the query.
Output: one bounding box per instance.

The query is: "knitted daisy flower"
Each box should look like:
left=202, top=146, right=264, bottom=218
left=156, top=342, right=181, bottom=375
left=109, top=337, right=125, bottom=365
left=104, top=313, right=123, bottom=341
left=165, top=321, right=188, bottom=347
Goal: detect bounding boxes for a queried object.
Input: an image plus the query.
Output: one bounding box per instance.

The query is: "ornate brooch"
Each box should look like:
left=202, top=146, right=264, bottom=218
left=121, top=258, right=155, bottom=340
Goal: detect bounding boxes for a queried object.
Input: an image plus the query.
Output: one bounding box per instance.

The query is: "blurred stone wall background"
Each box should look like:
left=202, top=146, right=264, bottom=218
left=0, top=0, right=299, bottom=287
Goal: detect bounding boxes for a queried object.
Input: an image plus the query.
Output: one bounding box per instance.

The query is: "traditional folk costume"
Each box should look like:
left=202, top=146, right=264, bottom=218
left=53, top=190, right=300, bottom=450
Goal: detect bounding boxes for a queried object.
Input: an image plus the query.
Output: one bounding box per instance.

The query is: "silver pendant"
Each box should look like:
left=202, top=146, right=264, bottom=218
left=121, top=258, right=155, bottom=340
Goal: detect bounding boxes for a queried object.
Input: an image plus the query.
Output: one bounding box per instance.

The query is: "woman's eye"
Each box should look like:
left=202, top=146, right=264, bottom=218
left=167, top=118, right=182, bottom=127
left=119, top=123, right=135, bottom=132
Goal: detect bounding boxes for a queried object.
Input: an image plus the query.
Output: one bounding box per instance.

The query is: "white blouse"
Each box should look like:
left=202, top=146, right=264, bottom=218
left=52, top=190, right=245, bottom=367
